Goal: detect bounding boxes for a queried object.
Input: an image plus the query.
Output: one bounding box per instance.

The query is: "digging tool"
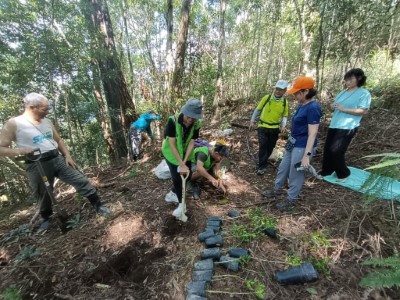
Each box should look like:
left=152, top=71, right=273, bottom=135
left=27, top=149, right=70, bottom=233
left=177, top=172, right=190, bottom=222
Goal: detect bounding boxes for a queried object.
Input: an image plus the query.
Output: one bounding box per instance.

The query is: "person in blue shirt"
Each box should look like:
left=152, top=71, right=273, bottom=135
left=129, top=110, right=161, bottom=160
left=262, top=77, right=322, bottom=211
left=319, top=68, right=371, bottom=181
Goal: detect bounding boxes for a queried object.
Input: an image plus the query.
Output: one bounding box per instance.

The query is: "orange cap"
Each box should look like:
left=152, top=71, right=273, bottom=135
left=287, top=77, right=315, bottom=94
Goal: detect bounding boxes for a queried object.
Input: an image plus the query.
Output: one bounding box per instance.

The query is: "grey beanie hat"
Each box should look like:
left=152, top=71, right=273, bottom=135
left=181, top=98, right=203, bottom=119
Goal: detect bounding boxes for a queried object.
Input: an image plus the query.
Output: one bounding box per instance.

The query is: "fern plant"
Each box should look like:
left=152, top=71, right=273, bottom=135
left=360, top=152, right=400, bottom=288
left=360, top=256, right=400, bottom=288
left=361, top=153, right=400, bottom=202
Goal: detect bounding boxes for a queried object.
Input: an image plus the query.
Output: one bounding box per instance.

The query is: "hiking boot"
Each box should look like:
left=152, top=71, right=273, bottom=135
left=262, top=189, right=282, bottom=198
left=172, top=203, right=184, bottom=218
left=165, top=191, right=179, bottom=203
left=276, top=200, right=296, bottom=212
left=96, top=205, right=111, bottom=216
left=256, top=168, right=267, bottom=175
left=192, top=185, right=201, bottom=200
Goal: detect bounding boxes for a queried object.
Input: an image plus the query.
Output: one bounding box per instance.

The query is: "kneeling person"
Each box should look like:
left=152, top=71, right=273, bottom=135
left=191, top=141, right=229, bottom=199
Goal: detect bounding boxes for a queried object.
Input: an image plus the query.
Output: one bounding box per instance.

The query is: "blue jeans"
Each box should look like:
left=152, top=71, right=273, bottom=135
left=25, top=155, right=97, bottom=219
left=274, top=147, right=316, bottom=201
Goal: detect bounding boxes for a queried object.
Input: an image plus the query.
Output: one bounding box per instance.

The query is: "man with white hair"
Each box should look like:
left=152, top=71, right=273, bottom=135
left=249, top=80, right=289, bottom=175
left=0, top=93, right=110, bottom=231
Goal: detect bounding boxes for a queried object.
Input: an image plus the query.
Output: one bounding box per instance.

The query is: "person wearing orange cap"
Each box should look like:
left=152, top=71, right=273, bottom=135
left=262, top=77, right=322, bottom=211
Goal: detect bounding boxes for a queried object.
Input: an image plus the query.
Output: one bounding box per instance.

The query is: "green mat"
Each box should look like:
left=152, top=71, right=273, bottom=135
left=323, top=167, right=400, bottom=201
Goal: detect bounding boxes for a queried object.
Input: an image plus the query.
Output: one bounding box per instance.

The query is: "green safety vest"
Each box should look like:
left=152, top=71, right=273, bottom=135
left=162, top=114, right=201, bottom=165
left=192, top=146, right=213, bottom=170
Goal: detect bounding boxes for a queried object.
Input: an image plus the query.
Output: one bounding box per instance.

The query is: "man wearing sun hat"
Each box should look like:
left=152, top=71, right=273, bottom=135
left=250, top=80, right=289, bottom=175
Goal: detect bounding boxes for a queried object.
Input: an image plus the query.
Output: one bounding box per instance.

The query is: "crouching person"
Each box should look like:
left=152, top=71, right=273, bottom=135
left=0, top=93, right=110, bottom=232
left=190, top=141, right=229, bottom=200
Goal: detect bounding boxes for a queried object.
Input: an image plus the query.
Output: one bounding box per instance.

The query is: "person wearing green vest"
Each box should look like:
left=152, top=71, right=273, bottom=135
left=190, top=141, right=230, bottom=199
left=249, top=79, right=289, bottom=175
left=162, top=98, right=203, bottom=218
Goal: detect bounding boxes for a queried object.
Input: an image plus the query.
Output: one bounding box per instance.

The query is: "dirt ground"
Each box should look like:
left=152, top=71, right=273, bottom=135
left=0, top=106, right=399, bottom=300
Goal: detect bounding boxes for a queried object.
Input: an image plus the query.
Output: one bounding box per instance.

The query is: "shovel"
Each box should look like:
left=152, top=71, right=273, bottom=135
left=27, top=149, right=70, bottom=233
left=177, top=172, right=190, bottom=222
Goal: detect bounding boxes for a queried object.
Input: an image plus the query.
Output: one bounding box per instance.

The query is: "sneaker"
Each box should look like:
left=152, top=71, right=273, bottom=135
left=172, top=203, right=183, bottom=218
left=336, top=177, right=349, bottom=183
left=165, top=191, right=179, bottom=203
left=96, top=205, right=111, bottom=216
left=276, top=200, right=296, bottom=211
left=192, top=185, right=201, bottom=200
left=37, top=219, right=49, bottom=233
left=262, top=189, right=282, bottom=198
left=257, top=168, right=267, bottom=175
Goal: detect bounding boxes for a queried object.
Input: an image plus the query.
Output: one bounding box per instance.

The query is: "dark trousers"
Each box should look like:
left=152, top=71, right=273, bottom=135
left=257, top=127, right=280, bottom=169
left=165, top=159, right=192, bottom=203
left=25, top=155, right=97, bottom=219
left=320, top=127, right=358, bottom=179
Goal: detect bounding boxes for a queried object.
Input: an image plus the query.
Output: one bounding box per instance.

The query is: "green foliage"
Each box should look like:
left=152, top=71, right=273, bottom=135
left=66, top=213, right=81, bottom=229
left=0, top=226, right=30, bottom=245
left=308, top=257, right=331, bottom=277
left=238, top=255, right=252, bottom=266
left=308, top=230, right=332, bottom=250
left=15, top=246, right=41, bottom=264
left=364, top=153, right=400, bottom=170
left=361, top=153, right=400, bottom=203
left=360, top=155, right=400, bottom=287
left=244, top=279, right=266, bottom=300
left=248, top=208, right=278, bottom=230
left=231, top=223, right=259, bottom=243
left=306, top=287, right=318, bottom=295
left=74, top=194, right=84, bottom=204
left=230, top=208, right=277, bottom=244
left=360, top=256, right=400, bottom=288
left=1, top=287, right=22, bottom=300
left=125, top=167, right=138, bottom=179
left=285, top=254, right=303, bottom=267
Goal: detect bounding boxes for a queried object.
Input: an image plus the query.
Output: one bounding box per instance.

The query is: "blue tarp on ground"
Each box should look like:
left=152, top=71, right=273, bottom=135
left=323, top=167, right=400, bottom=201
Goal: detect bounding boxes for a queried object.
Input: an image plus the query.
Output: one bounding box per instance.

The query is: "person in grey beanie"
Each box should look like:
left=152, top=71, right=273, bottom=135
left=162, top=98, right=203, bottom=218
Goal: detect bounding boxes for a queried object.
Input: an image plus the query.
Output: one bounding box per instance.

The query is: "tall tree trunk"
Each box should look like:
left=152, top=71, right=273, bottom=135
left=171, top=0, right=192, bottom=100
left=212, top=0, right=226, bottom=110
left=315, top=2, right=326, bottom=90
left=90, top=63, right=115, bottom=160
left=294, top=0, right=312, bottom=75
left=165, top=0, right=173, bottom=104
left=83, top=0, right=136, bottom=159
left=121, top=0, right=135, bottom=100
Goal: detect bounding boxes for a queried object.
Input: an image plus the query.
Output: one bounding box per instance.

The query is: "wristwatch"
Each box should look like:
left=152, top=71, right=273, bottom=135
left=306, top=152, right=312, bottom=156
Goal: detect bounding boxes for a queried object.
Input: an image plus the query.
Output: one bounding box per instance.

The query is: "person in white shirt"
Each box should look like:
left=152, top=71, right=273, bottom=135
left=0, top=93, right=110, bottom=231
